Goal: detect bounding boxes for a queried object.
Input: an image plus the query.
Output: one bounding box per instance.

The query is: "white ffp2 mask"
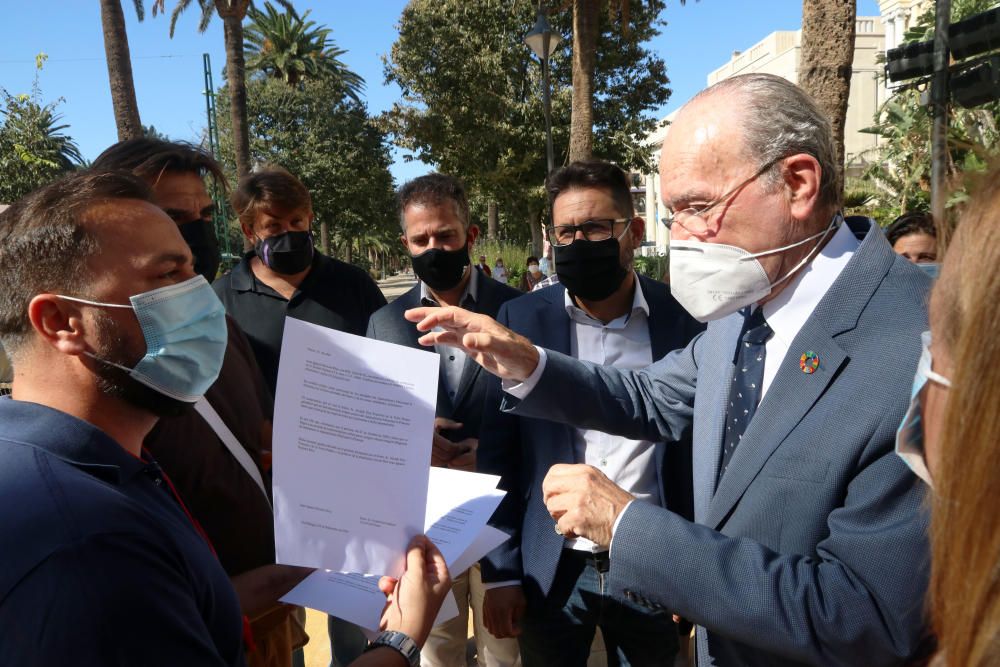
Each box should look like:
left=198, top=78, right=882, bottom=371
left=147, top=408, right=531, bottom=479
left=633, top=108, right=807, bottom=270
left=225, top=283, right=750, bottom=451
left=668, top=214, right=842, bottom=322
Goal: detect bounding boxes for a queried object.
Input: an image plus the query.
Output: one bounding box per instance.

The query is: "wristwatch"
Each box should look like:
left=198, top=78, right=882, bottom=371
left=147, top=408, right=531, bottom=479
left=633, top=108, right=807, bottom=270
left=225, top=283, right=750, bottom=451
left=365, top=630, right=421, bottom=666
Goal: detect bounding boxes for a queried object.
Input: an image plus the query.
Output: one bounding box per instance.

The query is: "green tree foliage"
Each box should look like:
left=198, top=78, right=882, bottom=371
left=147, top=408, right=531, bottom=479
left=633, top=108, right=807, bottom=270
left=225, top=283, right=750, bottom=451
left=382, top=0, right=671, bottom=246
left=0, top=58, right=83, bottom=203
left=860, top=0, right=1000, bottom=221
left=244, top=1, right=365, bottom=101
left=215, top=76, right=399, bottom=269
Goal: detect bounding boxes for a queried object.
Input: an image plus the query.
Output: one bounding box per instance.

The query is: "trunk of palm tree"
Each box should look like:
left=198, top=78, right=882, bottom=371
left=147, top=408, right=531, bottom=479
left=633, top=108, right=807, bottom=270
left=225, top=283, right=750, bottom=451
left=487, top=201, right=498, bottom=238
left=219, top=2, right=253, bottom=179
left=799, top=0, right=856, bottom=191
left=569, top=0, right=599, bottom=162
left=100, top=0, right=143, bottom=141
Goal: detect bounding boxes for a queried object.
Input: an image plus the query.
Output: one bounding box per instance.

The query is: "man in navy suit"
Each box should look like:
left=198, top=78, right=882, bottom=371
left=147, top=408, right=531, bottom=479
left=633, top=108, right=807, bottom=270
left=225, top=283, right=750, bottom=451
left=406, top=74, right=932, bottom=666
left=477, top=161, right=703, bottom=666
left=367, top=173, right=522, bottom=667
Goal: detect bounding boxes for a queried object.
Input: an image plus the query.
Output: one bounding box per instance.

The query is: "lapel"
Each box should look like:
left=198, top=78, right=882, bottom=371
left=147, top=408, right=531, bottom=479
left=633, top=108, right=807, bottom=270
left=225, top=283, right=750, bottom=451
left=692, top=315, right=744, bottom=523
left=704, top=217, right=897, bottom=528
left=397, top=286, right=425, bottom=351
left=640, top=277, right=672, bottom=361
left=400, top=286, right=454, bottom=412
left=450, top=280, right=499, bottom=411
left=535, top=286, right=576, bottom=461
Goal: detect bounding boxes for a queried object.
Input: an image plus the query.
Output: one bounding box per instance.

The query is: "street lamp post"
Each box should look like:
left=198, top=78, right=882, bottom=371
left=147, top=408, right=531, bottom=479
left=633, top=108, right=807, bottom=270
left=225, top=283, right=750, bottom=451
left=524, top=9, right=561, bottom=176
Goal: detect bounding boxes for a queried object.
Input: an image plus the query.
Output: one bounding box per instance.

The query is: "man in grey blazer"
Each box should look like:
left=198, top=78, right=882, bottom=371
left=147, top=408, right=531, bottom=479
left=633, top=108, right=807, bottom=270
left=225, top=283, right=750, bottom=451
left=367, top=173, right=522, bottom=667
left=405, top=74, right=932, bottom=666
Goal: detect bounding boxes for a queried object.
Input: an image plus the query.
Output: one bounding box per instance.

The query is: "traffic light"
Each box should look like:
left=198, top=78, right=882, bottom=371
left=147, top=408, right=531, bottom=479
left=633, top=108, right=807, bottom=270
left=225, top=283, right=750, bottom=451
left=952, top=55, right=1000, bottom=108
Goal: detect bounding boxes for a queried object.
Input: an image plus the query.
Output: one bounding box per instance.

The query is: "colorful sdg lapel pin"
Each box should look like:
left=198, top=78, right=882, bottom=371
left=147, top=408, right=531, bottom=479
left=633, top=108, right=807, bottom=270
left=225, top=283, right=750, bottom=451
left=800, top=351, right=820, bottom=374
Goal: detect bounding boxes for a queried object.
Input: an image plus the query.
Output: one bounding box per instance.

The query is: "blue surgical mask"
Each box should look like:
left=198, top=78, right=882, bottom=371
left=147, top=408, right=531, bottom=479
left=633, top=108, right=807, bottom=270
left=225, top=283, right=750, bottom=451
left=58, top=276, right=228, bottom=403
left=895, top=331, right=951, bottom=486
left=917, top=262, right=940, bottom=279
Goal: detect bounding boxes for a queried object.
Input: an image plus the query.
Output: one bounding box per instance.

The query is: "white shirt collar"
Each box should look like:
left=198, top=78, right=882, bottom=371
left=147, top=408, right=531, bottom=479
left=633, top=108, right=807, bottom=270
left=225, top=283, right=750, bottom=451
left=761, top=218, right=859, bottom=347
left=420, top=263, right=478, bottom=305
left=564, top=271, right=649, bottom=326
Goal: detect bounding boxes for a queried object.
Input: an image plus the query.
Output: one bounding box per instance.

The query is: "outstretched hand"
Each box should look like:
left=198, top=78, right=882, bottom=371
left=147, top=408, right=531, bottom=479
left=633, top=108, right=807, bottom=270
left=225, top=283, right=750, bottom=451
left=404, top=306, right=539, bottom=382
left=378, top=535, right=451, bottom=647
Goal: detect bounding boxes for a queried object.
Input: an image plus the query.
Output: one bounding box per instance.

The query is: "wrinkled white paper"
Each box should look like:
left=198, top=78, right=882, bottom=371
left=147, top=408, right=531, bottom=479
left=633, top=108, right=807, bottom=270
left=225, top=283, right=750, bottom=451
left=281, top=470, right=510, bottom=630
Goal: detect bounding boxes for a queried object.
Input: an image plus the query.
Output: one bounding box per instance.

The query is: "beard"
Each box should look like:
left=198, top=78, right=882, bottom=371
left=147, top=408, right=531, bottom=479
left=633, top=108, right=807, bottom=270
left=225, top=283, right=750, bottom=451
left=90, top=310, right=193, bottom=418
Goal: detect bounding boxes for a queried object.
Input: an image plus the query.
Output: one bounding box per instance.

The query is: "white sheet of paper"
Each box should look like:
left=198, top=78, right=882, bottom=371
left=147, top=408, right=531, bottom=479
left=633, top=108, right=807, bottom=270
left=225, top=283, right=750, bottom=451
left=424, top=468, right=505, bottom=568
left=272, top=318, right=439, bottom=577
left=449, top=525, right=511, bottom=576
left=281, top=570, right=459, bottom=632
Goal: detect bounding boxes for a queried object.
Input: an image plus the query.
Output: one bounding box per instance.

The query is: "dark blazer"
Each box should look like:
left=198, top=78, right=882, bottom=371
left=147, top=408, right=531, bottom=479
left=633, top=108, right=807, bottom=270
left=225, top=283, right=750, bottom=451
left=504, top=218, right=932, bottom=666
left=366, top=274, right=521, bottom=442
left=478, top=274, right=704, bottom=600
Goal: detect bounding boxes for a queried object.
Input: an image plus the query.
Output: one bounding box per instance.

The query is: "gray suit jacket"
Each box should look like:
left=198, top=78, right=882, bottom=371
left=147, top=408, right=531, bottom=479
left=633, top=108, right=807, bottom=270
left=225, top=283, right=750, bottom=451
left=366, top=271, right=521, bottom=442
left=478, top=275, right=704, bottom=599
left=504, top=218, right=932, bottom=666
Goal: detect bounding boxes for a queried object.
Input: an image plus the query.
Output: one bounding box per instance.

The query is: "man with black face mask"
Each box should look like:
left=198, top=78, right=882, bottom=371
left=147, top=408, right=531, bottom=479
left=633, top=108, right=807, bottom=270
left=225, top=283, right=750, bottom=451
left=367, top=173, right=522, bottom=667
left=92, top=139, right=311, bottom=667
left=213, top=167, right=386, bottom=396
left=474, top=161, right=704, bottom=667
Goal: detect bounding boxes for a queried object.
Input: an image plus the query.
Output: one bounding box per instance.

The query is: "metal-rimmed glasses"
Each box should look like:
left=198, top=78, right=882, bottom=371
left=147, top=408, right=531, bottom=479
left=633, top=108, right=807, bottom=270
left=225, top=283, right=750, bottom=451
left=545, top=217, right=632, bottom=247
left=661, top=156, right=784, bottom=234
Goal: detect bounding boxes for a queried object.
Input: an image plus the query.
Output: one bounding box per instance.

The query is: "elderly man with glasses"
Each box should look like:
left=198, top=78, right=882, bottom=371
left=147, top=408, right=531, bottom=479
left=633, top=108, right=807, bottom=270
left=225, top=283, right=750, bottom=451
left=406, top=74, right=933, bottom=666
left=474, top=159, right=704, bottom=667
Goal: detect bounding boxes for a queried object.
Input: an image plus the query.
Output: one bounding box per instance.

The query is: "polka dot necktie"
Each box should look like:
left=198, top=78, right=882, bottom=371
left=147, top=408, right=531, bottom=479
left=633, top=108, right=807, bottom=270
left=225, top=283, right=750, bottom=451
left=719, top=307, right=773, bottom=482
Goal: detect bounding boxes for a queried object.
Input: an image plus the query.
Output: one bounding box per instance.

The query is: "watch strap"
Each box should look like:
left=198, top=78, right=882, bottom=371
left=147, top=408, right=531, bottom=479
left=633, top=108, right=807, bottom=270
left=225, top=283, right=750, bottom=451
left=365, top=630, right=420, bottom=666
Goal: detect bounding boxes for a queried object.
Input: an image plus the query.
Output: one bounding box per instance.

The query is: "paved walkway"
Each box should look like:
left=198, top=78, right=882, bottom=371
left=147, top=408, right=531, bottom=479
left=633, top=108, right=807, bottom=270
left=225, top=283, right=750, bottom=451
left=377, top=270, right=417, bottom=302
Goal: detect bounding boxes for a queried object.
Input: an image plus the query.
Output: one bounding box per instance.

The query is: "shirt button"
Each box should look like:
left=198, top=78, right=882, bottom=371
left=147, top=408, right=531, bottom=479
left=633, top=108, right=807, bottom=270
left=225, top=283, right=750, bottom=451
left=154, top=477, right=162, bottom=486
left=600, top=458, right=607, bottom=466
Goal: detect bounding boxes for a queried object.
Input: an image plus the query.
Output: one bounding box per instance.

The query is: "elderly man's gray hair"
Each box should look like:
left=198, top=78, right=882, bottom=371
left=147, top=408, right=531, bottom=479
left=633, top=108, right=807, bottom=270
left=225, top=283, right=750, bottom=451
left=689, top=73, right=841, bottom=212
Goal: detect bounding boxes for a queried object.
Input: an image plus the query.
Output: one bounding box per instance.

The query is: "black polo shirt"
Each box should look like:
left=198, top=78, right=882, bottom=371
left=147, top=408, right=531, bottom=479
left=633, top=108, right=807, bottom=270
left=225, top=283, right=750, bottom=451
left=214, top=252, right=387, bottom=395
left=0, top=398, right=245, bottom=666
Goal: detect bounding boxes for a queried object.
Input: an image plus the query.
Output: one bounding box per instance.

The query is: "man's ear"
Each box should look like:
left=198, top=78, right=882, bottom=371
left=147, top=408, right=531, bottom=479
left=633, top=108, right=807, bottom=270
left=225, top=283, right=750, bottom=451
left=629, top=216, right=646, bottom=248
left=400, top=234, right=409, bottom=252
left=466, top=225, right=480, bottom=248
left=27, top=295, right=90, bottom=357
left=780, top=153, right=822, bottom=222
left=241, top=221, right=255, bottom=243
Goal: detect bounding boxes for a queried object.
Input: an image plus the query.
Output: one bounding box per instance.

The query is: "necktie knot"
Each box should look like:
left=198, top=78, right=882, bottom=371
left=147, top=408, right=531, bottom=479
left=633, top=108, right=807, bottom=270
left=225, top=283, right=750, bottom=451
left=743, top=308, right=772, bottom=345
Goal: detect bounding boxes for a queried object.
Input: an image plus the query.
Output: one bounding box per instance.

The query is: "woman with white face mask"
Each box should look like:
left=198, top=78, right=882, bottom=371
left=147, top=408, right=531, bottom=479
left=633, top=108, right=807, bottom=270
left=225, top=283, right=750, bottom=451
left=896, top=167, right=1000, bottom=667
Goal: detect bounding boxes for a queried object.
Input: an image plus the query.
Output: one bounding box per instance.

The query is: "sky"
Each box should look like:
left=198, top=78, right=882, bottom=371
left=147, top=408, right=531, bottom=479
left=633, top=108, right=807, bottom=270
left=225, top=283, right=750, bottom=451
left=1, top=0, right=881, bottom=184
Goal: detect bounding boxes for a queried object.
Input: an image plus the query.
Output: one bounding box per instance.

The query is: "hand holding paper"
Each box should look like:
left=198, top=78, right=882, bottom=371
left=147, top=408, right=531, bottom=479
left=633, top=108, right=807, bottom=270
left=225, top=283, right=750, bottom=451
left=378, top=535, right=452, bottom=645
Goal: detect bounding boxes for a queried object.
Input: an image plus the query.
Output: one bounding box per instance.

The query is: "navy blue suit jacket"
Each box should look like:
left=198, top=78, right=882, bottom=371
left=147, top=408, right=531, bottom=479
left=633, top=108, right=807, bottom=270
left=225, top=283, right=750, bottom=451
left=478, top=274, right=704, bottom=599
left=503, top=219, right=932, bottom=666
left=366, top=271, right=521, bottom=442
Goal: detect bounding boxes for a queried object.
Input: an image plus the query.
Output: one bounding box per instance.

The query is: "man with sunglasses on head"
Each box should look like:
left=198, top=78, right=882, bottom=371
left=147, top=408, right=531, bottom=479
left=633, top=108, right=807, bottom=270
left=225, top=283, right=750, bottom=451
left=477, top=160, right=703, bottom=666
left=406, top=74, right=934, bottom=666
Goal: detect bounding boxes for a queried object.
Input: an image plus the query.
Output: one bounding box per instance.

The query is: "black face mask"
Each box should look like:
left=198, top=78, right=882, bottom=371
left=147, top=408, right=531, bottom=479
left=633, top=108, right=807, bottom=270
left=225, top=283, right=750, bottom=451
left=554, top=237, right=628, bottom=302
left=255, top=230, right=315, bottom=275
left=179, top=219, right=221, bottom=282
left=411, top=245, right=471, bottom=292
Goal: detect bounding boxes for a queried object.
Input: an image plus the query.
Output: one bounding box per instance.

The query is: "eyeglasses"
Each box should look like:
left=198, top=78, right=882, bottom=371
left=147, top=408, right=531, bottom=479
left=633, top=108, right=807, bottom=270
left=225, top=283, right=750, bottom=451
left=661, top=157, right=783, bottom=234
left=545, top=218, right=631, bottom=247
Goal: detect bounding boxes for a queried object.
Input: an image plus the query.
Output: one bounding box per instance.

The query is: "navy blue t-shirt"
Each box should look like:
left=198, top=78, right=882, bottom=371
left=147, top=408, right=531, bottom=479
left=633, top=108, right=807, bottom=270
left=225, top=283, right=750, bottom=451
left=0, top=399, right=245, bottom=666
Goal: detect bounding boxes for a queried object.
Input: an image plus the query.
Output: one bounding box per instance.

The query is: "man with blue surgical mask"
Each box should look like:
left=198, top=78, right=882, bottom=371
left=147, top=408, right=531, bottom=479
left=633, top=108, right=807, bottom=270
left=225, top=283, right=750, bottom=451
left=0, top=170, right=248, bottom=665
left=406, top=73, right=934, bottom=666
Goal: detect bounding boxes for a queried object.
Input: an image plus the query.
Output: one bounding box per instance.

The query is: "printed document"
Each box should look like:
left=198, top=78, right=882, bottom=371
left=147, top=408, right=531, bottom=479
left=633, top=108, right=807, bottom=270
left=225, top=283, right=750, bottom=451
left=272, top=318, right=439, bottom=577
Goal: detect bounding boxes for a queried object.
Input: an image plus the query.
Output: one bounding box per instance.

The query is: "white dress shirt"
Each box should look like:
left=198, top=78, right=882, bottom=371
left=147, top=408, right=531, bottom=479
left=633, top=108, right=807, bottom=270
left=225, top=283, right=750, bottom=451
left=562, top=279, right=660, bottom=552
